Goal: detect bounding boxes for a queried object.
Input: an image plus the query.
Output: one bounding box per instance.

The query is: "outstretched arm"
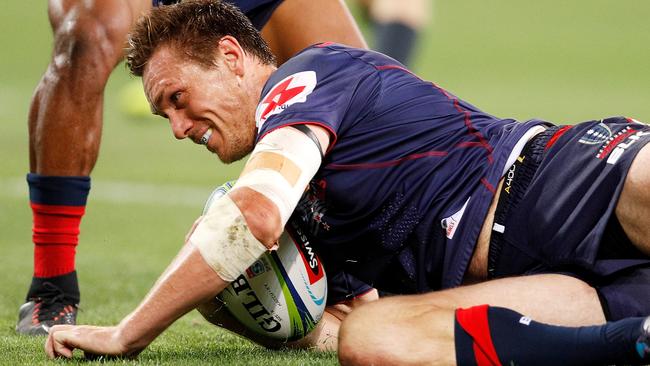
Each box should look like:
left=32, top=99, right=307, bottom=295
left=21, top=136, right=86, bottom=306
left=45, top=237, right=230, bottom=358
left=45, top=125, right=331, bottom=358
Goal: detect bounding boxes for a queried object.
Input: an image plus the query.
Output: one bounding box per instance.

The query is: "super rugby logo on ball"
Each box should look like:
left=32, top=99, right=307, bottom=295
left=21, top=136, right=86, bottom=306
left=199, top=181, right=327, bottom=341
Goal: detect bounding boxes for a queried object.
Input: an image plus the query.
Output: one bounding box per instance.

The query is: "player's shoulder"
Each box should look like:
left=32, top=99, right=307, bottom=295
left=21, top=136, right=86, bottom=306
left=267, top=43, right=385, bottom=88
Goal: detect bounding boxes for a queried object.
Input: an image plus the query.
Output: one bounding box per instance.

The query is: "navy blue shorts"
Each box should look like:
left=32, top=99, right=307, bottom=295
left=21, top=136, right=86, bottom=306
left=153, top=0, right=284, bottom=30
left=488, top=116, right=650, bottom=320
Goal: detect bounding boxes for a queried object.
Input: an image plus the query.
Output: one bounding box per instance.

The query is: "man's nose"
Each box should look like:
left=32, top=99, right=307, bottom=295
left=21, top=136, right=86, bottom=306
left=168, top=113, right=192, bottom=140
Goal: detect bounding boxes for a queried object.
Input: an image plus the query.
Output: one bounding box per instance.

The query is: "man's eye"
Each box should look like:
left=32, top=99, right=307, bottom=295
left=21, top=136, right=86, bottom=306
left=170, top=92, right=181, bottom=104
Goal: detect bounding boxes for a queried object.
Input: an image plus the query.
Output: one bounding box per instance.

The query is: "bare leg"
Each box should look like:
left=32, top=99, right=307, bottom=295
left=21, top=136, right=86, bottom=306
left=339, top=296, right=456, bottom=366
left=616, top=143, right=650, bottom=256
left=29, top=0, right=151, bottom=175
left=18, top=0, right=152, bottom=336
left=261, top=0, right=367, bottom=64
left=339, top=274, right=605, bottom=365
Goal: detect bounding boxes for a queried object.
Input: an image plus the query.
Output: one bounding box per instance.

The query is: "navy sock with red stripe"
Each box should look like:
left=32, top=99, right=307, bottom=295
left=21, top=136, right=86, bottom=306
left=455, top=305, right=649, bottom=366
left=26, top=174, right=90, bottom=300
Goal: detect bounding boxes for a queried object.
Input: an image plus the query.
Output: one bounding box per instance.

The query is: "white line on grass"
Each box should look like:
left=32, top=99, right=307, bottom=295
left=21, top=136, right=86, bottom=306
left=0, top=177, right=213, bottom=208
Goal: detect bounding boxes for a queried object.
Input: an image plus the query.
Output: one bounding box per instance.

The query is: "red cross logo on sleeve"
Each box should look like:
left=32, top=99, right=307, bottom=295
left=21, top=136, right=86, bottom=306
left=255, top=71, right=317, bottom=127
left=259, top=77, right=306, bottom=122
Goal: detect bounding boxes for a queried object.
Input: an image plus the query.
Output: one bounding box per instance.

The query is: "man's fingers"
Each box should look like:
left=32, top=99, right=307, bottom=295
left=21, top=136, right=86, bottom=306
left=45, top=325, right=76, bottom=359
left=51, top=329, right=79, bottom=358
left=44, top=333, right=55, bottom=359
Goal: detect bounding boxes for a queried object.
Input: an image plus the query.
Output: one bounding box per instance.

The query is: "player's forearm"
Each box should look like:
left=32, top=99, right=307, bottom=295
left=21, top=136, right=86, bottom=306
left=115, top=243, right=228, bottom=353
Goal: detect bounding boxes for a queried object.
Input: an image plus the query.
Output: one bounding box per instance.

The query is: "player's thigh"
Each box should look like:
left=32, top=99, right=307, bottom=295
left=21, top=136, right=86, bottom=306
left=616, top=142, right=650, bottom=256
left=261, top=0, right=367, bottom=63
left=419, top=274, right=606, bottom=326
left=340, top=296, right=456, bottom=366
left=47, top=0, right=150, bottom=46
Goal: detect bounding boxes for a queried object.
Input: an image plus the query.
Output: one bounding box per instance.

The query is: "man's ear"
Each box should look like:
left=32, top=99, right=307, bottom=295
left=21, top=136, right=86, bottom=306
left=217, top=35, right=245, bottom=77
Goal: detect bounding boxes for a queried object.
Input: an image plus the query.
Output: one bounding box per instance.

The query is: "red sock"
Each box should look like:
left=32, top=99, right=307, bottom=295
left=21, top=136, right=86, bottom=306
left=31, top=203, right=86, bottom=277
left=27, top=174, right=90, bottom=277
left=455, top=305, right=502, bottom=366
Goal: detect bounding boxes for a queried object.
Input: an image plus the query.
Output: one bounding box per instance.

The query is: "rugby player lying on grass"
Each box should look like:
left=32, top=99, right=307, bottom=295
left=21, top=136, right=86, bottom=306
left=20, top=0, right=366, bottom=336
left=45, top=1, right=650, bottom=364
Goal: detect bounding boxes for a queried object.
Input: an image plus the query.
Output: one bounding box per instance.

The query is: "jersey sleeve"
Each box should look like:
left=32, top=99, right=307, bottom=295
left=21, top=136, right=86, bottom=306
left=255, top=45, right=380, bottom=151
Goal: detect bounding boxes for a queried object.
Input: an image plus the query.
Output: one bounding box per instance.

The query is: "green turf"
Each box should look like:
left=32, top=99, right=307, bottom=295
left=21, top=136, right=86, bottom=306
left=1, top=0, right=650, bottom=364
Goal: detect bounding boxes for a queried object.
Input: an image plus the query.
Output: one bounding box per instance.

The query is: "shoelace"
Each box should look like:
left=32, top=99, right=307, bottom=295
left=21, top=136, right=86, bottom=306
left=31, top=282, right=75, bottom=323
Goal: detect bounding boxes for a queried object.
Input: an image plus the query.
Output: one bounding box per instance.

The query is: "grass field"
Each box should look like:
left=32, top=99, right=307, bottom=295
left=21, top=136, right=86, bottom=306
left=1, top=1, right=650, bottom=364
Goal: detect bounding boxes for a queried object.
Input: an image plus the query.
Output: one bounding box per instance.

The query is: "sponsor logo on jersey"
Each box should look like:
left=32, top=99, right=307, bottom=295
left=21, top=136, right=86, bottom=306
left=295, top=187, right=331, bottom=235
left=579, top=122, right=612, bottom=145
left=255, top=71, right=317, bottom=129
left=441, top=197, right=471, bottom=239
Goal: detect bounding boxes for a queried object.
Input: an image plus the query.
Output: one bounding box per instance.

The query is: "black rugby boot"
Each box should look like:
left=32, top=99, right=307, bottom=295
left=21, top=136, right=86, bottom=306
left=16, top=271, right=79, bottom=336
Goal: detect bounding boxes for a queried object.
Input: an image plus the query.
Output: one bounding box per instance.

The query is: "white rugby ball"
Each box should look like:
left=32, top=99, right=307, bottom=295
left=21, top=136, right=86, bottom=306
left=201, top=181, right=327, bottom=341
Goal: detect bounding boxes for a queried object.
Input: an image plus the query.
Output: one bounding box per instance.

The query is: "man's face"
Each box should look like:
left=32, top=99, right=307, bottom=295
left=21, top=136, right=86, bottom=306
left=143, top=45, right=257, bottom=163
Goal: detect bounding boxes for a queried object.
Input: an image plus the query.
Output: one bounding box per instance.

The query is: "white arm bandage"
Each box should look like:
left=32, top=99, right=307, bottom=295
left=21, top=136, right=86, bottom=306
left=189, top=193, right=267, bottom=282
left=233, top=126, right=323, bottom=225
left=189, top=127, right=322, bottom=282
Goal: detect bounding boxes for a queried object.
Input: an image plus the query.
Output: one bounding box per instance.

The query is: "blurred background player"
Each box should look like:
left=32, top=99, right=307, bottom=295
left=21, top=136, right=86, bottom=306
left=19, top=0, right=366, bottom=335
left=358, top=0, right=431, bottom=66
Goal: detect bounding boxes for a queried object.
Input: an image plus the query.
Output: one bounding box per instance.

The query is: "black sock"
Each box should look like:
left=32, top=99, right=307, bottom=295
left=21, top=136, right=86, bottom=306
left=26, top=270, right=80, bottom=304
left=372, top=21, right=418, bottom=66
left=455, top=304, right=649, bottom=366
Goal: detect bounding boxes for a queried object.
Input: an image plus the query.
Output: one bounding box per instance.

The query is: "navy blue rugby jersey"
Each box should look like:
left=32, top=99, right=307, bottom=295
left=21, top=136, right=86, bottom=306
left=153, top=0, right=283, bottom=30
left=255, top=43, right=544, bottom=293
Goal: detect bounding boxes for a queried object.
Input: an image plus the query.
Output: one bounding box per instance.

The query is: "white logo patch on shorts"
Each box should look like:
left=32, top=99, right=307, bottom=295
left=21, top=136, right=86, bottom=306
left=579, top=122, right=612, bottom=145
left=519, top=316, right=532, bottom=326
left=255, top=71, right=317, bottom=129
left=441, top=197, right=470, bottom=239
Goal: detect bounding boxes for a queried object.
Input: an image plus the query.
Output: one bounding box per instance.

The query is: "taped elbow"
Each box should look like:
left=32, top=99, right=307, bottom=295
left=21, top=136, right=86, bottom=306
left=230, top=187, right=283, bottom=249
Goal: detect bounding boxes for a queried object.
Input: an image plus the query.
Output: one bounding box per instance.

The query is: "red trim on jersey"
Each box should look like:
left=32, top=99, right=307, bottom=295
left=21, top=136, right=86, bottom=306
left=431, top=82, right=494, bottom=163
left=481, top=178, right=496, bottom=194
left=365, top=65, right=496, bottom=166
left=325, top=150, right=447, bottom=171
left=316, top=42, right=335, bottom=48
left=545, top=125, right=572, bottom=150
left=30, top=203, right=85, bottom=277
left=456, top=305, right=502, bottom=366
left=257, top=121, right=338, bottom=155
left=456, top=141, right=487, bottom=149
left=597, top=128, right=637, bottom=159
left=375, top=64, right=422, bottom=79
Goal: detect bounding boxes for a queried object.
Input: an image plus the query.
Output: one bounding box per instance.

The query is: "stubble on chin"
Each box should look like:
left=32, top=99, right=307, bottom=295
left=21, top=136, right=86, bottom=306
left=218, top=133, right=255, bottom=164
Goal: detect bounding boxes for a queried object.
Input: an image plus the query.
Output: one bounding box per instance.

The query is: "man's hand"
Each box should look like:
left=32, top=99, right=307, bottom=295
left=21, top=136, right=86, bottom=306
left=45, top=324, right=136, bottom=359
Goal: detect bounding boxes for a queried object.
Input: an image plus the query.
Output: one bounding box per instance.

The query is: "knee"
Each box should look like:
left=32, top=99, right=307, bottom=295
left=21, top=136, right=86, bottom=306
left=338, top=299, right=409, bottom=365
left=338, top=302, right=384, bottom=365
left=339, top=296, right=455, bottom=366
left=48, top=5, right=134, bottom=81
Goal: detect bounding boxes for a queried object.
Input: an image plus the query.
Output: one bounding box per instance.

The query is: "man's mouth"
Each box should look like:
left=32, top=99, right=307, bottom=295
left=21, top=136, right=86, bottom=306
left=199, top=129, right=213, bottom=145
